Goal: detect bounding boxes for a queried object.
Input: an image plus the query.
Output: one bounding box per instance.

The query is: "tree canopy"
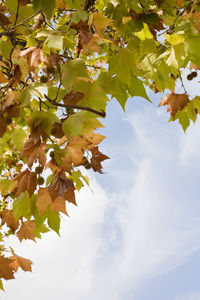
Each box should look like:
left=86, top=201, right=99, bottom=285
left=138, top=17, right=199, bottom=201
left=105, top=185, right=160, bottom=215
left=0, top=0, right=200, bottom=290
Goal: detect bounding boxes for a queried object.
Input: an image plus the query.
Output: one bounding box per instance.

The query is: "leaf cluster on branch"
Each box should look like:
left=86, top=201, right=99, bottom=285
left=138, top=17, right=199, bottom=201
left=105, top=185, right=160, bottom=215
left=0, top=0, right=200, bottom=290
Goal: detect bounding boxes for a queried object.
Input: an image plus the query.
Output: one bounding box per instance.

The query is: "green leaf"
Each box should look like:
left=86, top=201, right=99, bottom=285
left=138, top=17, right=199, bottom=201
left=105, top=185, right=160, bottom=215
left=33, top=0, right=55, bottom=19
left=13, top=191, right=31, bottom=220
left=128, top=76, right=151, bottom=102
left=47, top=207, right=60, bottom=235
left=0, top=280, right=4, bottom=292
left=185, top=36, right=200, bottom=66
left=46, top=174, right=54, bottom=186
left=71, top=10, right=88, bottom=23
left=0, top=180, right=17, bottom=196
left=108, top=48, right=139, bottom=86
left=62, top=111, right=104, bottom=138
left=68, top=170, right=83, bottom=191
left=11, top=127, right=27, bottom=150
left=32, top=111, right=60, bottom=124
left=173, top=111, right=190, bottom=132
left=61, top=59, right=89, bottom=92
left=75, top=81, right=109, bottom=111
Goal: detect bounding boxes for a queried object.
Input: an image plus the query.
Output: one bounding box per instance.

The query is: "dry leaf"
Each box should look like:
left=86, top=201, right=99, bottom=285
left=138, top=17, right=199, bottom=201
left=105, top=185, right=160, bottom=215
left=63, top=90, right=84, bottom=105
left=0, top=208, right=19, bottom=232
left=17, top=220, right=36, bottom=242
left=37, top=187, right=52, bottom=215
left=159, top=93, right=189, bottom=118
left=21, top=138, right=46, bottom=168
left=9, top=253, right=32, bottom=272
left=50, top=196, right=68, bottom=215
left=90, top=146, right=109, bottom=173
left=0, top=256, right=15, bottom=280
left=14, top=169, right=37, bottom=197
left=48, top=172, right=76, bottom=205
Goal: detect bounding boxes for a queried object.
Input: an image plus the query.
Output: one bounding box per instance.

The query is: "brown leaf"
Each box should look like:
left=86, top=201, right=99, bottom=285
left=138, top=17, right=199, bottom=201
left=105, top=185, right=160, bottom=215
left=0, top=70, right=8, bottom=84
left=90, top=146, right=109, bottom=174
left=63, top=90, right=84, bottom=106
left=159, top=93, right=189, bottom=118
left=9, top=253, right=32, bottom=272
left=0, top=113, right=7, bottom=137
left=20, top=47, right=44, bottom=72
left=37, top=187, right=52, bottom=215
left=21, top=138, right=46, bottom=168
left=32, top=13, right=45, bottom=30
left=30, top=120, right=48, bottom=143
left=50, top=196, right=68, bottom=215
left=48, top=172, right=76, bottom=204
left=9, top=65, right=22, bottom=87
left=51, top=123, right=65, bottom=139
left=71, top=21, right=102, bottom=53
left=0, top=208, right=19, bottom=232
left=14, top=169, right=37, bottom=197
left=17, top=220, right=36, bottom=242
left=0, top=12, right=10, bottom=25
left=0, top=256, right=15, bottom=280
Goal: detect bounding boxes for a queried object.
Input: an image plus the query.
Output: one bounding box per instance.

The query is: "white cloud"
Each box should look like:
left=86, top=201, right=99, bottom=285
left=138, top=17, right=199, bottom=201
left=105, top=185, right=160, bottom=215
left=2, top=106, right=200, bottom=300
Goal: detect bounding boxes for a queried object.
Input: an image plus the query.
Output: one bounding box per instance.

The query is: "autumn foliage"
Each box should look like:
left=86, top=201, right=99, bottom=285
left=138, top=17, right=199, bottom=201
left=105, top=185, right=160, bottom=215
left=0, top=0, right=200, bottom=291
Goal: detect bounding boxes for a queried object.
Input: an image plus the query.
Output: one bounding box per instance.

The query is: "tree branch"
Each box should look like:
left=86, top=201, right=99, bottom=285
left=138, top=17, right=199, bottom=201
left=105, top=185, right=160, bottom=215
left=44, top=95, right=106, bottom=118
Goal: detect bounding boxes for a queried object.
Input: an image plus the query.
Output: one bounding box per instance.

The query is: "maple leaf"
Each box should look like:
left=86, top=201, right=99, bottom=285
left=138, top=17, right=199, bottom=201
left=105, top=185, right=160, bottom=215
left=37, top=187, right=52, bottom=215
left=90, top=146, right=109, bottom=174
left=71, top=21, right=102, bottom=53
left=159, top=93, right=189, bottom=119
left=20, top=138, right=46, bottom=168
left=9, top=253, right=32, bottom=272
left=50, top=196, right=68, bottom=215
left=14, top=169, right=37, bottom=197
left=30, top=120, right=48, bottom=143
left=90, top=12, right=113, bottom=38
left=0, top=256, right=15, bottom=280
left=48, top=172, right=76, bottom=205
left=0, top=209, right=19, bottom=232
left=20, top=47, right=44, bottom=72
left=17, top=220, right=36, bottom=242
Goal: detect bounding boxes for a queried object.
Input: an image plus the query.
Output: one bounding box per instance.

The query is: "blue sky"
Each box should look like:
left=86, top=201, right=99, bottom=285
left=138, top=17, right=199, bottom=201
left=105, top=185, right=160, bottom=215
left=2, top=78, right=200, bottom=300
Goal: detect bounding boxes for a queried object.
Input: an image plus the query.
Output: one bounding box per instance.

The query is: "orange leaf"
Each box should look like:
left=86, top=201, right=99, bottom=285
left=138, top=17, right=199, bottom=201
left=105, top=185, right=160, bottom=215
left=9, top=254, right=32, bottom=272
left=0, top=208, right=19, bottom=232
left=17, top=220, right=36, bottom=242
left=0, top=256, right=15, bottom=280
left=50, top=196, right=68, bottom=215
left=159, top=93, right=189, bottom=118
left=37, top=188, right=52, bottom=215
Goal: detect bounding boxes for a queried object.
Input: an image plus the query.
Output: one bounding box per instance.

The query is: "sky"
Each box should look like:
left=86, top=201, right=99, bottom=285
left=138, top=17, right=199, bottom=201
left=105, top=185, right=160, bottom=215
left=2, top=75, right=200, bottom=299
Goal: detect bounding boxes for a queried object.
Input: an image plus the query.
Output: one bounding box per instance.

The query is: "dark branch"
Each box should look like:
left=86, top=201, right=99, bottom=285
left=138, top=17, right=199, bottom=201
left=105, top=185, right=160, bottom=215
left=44, top=95, right=106, bottom=118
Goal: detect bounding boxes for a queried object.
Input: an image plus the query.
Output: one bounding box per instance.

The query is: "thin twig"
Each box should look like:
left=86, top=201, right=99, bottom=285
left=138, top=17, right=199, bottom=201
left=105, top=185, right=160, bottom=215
left=178, top=71, right=187, bottom=94
left=13, top=10, right=43, bottom=29
left=14, top=0, right=20, bottom=26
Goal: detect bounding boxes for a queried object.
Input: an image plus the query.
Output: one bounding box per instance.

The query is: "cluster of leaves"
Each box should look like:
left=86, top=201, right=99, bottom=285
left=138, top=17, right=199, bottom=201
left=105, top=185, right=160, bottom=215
left=0, top=0, right=200, bottom=290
